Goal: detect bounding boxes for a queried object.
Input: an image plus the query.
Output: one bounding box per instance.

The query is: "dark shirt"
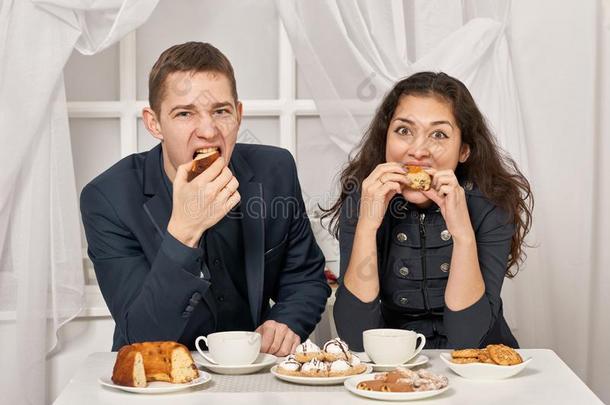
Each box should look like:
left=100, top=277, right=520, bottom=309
left=333, top=187, right=518, bottom=351
left=161, top=161, right=253, bottom=333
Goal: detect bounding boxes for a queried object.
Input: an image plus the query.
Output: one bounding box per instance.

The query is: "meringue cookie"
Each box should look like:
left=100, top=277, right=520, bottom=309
left=301, top=358, right=327, bottom=373
left=322, top=337, right=351, bottom=360
left=278, top=355, right=301, bottom=372
left=296, top=339, right=321, bottom=355
left=329, top=359, right=351, bottom=373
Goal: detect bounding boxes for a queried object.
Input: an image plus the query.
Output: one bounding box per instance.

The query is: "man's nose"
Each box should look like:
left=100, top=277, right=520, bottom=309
left=195, top=114, right=217, bottom=139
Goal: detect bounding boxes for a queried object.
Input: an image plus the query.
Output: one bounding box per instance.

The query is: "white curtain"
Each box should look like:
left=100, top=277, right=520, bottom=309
left=278, top=0, right=610, bottom=403
left=0, top=1, right=157, bottom=404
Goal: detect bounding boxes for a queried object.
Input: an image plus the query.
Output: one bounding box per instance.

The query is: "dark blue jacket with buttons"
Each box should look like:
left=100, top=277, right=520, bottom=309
left=80, top=143, right=331, bottom=351
left=333, top=187, right=518, bottom=351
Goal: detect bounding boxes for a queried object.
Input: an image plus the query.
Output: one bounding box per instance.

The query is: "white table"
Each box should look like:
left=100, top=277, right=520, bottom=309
left=53, top=349, right=603, bottom=405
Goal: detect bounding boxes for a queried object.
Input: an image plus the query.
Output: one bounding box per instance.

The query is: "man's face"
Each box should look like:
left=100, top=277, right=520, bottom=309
left=148, top=70, right=241, bottom=181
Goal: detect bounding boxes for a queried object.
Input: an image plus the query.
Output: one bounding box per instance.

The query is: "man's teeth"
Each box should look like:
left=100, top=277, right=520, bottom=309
left=196, top=147, right=219, bottom=154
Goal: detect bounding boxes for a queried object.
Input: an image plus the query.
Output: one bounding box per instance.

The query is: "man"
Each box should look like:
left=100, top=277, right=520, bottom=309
left=80, top=42, right=330, bottom=355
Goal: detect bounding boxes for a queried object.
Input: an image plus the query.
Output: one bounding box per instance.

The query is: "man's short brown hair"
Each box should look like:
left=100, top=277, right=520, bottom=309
left=148, top=41, right=238, bottom=115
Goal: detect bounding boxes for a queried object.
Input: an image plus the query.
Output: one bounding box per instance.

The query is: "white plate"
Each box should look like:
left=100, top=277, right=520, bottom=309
left=195, top=352, right=277, bottom=375
left=98, top=370, right=211, bottom=394
left=270, top=364, right=373, bottom=386
left=439, top=352, right=533, bottom=380
left=344, top=372, right=450, bottom=401
left=365, top=354, right=430, bottom=371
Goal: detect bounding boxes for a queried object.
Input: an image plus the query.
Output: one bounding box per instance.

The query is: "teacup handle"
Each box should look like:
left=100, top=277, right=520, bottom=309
left=408, top=333, right=426, bottom=362
left=195, top=336, right=218, bottom=364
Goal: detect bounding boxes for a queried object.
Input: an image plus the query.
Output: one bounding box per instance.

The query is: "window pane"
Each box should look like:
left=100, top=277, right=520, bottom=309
left=136, top=0, right=278, bottom=101
left=64, top=45, right=119, bottom=101
left=296, top=62, right=313, bottom=99
left=137, top=118, right=160, bottom=153
left=70, top=118, right=121, bottom=250
left=296, top=117, right=349, bottom=215
left=238, top=117, right=280, bottom=147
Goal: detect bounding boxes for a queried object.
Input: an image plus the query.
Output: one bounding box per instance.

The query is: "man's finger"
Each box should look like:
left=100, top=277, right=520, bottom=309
left=277, top=331, right=295, bottom=356
left=259, top=325, right=276, bottom=353
left=268, top=324, right=288, bottom=354
left=290, top=335, right=301, bottom=355
left=173, top=161, right=191, bottom=188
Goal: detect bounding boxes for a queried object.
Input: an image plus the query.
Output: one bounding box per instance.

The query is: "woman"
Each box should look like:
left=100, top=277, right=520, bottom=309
left=324, top=72, right=532, bottom=351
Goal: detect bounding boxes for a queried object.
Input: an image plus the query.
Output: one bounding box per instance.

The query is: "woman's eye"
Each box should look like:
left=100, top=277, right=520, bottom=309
left=396, top=127, right=411, bottom=136
left=431, top=130, right=448, bottom=139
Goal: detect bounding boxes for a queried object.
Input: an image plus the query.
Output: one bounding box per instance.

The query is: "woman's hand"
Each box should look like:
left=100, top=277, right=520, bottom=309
left=422, top=169, right=474, bottom=242
left=358, top=163, right=408, bottom=232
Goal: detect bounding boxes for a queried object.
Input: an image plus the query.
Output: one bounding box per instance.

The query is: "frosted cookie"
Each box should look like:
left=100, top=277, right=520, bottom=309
left=322, top=338, right=351, bottom=362
left=276, top=355, right=301, bottom=376
left=300, top=358, right=328, bottom=377
left=294, top=339, right=324, bottom=363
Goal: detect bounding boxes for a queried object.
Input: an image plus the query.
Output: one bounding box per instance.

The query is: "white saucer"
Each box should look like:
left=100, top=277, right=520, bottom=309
left=195, top=352, right=277, bottom=375
left=362, top=354, right=430, bottom=371
left=344, top=372, right=449, bottom=401
left=98, top=370, right=211, bottom=394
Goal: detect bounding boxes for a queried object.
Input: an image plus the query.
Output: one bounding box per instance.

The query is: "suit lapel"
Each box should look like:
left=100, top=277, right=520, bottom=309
left=232, top=148, right=265, bottom=326
left=142, top=145, right=172, bottom=239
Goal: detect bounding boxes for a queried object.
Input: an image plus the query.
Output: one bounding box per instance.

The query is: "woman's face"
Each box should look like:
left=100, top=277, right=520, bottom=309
left=385, top=94, right=470, bottom=206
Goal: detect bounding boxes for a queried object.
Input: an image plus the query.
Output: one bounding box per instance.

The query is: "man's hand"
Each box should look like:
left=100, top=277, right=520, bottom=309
left=167, top=156, right=240, bottom=247
left=255, top=320, right=301, bottom=357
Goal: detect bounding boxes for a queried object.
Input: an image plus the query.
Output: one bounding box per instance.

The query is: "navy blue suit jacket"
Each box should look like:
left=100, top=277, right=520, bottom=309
left=81, top=143, right=331, bottom=350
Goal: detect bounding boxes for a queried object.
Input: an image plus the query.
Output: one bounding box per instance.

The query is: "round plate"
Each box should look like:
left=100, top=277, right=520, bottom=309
left=344, top=372, right=450, bottom=401
left=195, top=352, right=277, bottom=375
left=270, top=364, right=373, bottom=386
left=98, top=370, right=211, bottom=394
left=439, top=352, right=533, bottom=380
left=365, top=354, right=430, bottom=371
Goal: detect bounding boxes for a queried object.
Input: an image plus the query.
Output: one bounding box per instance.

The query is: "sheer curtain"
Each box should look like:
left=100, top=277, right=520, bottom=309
left=0, top=1, right=157, bottom=404
left=278, top=0, right=610, bottom=402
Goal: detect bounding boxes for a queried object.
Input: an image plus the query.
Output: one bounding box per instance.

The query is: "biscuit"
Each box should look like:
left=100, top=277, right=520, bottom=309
left=452, top=349, right=481, bottom=358
left=450, top=357, right=479, bottom=364
left=487, top=344, right=523, bottom=365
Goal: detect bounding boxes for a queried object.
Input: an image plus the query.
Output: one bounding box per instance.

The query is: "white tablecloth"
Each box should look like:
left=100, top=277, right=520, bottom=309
left=53, top=349, right=603, bottom=404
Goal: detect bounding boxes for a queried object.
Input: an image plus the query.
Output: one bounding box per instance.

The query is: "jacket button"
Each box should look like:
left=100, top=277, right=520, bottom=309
left=399, top=267, right=409, bottom=277
left=440, top=230, right=452, bottom=241
left=399, top=297, right=409, bottom=305
left=396, top=232, right=408, bottom=242
left=440, top=263, right=450, bottom=273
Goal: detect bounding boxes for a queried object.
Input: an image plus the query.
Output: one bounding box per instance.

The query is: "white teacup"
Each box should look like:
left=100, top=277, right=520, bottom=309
left=363, top=328, right=426, bottom=365
left=195, top=331, right=261, bottom=366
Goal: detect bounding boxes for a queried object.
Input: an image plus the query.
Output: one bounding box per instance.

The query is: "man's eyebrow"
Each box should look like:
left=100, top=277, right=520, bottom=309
left=168, top=104, right=196, bottom=114
left=210, top=101, right=234, bottom=109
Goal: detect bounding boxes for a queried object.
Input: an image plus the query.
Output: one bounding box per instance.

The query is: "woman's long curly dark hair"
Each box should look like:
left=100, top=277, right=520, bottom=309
left=321, top=72, right=533, bottom=277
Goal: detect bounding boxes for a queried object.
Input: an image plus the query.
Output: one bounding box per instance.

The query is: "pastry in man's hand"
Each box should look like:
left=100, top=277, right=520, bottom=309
left=188, top=147, right=220, bottom=182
